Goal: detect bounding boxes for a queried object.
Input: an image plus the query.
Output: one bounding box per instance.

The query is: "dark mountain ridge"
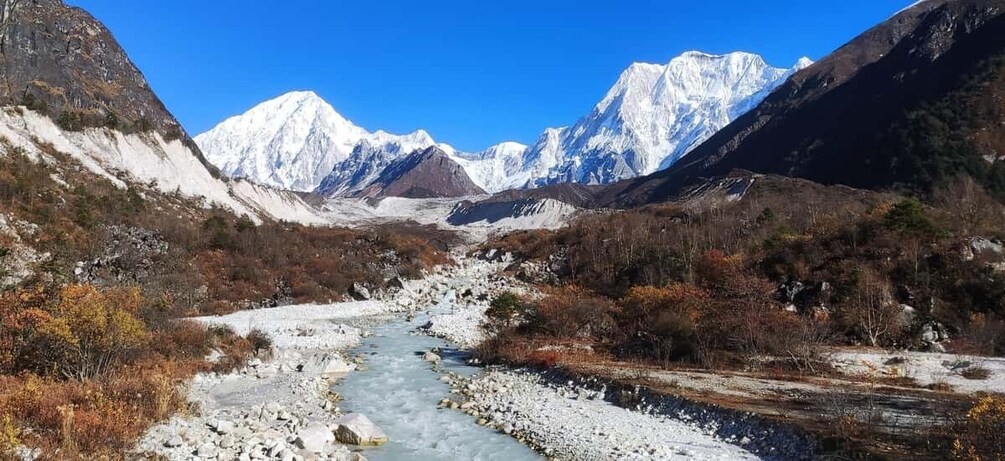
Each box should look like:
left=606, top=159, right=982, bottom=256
left=354, top=146, right=486, bottom=198
left=599, top=0, right=1005, bottom=207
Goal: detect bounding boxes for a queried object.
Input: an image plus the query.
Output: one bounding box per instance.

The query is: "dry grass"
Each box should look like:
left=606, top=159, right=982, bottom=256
left=959, top=365, right=992, bottom=381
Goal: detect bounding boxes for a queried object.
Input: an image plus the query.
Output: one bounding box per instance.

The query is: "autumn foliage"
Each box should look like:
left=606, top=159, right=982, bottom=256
left=950, top=394, right=1005, bottom=461
left=0, top=284, right=264, bottom=458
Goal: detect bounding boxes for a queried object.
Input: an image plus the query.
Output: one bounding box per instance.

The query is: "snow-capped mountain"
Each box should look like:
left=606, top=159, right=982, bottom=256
left=197, top=51, right=811, bottom=195
left=452, top=142, right=532, bottom=193
left=196, top=91, right=468, bottom=195
left=195, top=91, right=370, bottom=192
left=316, top=129, right=441, bottom=196
left=516, top=51, right=812, bottom=186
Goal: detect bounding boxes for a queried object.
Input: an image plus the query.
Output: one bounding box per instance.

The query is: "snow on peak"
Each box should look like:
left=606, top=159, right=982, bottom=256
left=196, top=91, right=450, bottom=193
left=195, top=90, right=368, bottom=191
left=515, top=50, right=805, bottom=186
left=199, top=49, right=808, bottom=196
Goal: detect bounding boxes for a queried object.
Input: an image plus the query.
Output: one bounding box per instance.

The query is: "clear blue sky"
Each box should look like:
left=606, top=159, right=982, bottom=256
left=70, top=0, right=913, bottom=152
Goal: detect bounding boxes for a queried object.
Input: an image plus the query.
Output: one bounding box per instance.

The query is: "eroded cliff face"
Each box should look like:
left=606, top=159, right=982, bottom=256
left=0, top=0, right=182, bottom=135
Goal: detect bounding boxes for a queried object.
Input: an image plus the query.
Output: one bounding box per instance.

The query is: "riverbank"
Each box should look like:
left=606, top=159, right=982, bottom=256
left=136, top=256, right=802, bottom=460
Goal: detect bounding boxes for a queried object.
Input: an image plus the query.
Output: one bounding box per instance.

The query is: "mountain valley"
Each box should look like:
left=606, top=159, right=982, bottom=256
left=0, top=1, right=1004, bottom=460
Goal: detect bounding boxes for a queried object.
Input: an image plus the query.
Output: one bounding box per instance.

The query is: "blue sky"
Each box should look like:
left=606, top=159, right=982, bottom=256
left=70, top=1, right=913, bottom=152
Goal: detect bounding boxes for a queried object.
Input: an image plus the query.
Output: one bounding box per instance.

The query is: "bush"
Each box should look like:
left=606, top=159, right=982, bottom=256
left=950, top=395, right=1005, bottom=461
left=56, top=111, right=84, bottom=131
left=103, top=112, right=119, bottom=129
left=960, top=365, right=992, bottom=380
left=20, top=93, right=48, bottom=114
left=616, top=285, right=707, bottom=363
left=1, top=285, right=149, bottom=380
left=531, top=286, right=617, bottom=339
left=247, top=328, right=273, bottom=359
left=884, top=198, right=938, bottom=238
left=163, top=127, right=183, bottom=142
left=485, top=291, right=529, bottom=328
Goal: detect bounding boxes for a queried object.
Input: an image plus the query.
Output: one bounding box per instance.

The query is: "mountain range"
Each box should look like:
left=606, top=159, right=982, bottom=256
left=598, top=0, right=1005, bottom=207
left=196, top=52, right=811, bottom=197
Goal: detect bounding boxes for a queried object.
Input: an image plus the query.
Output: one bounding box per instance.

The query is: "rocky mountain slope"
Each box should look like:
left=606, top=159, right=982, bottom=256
left=600, top=0, right=1005, bottom=206
left=0, top=0, right=325, bottom=224
left=0, top=0, right=214, bottom=167
left=353, top=147, right=485, bottom=199
left=197, top=52, right=808, bottom=196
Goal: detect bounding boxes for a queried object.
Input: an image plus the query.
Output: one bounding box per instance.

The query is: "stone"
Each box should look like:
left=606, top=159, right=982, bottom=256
left=197, top=442, right=217, bottom=458
left=295, top=422, right=335, bottom=452
left=267, top=441, right=285, bottom=457
left=322, top=356, right=357, bottom=377
left=334, top=413, right=388, bottom=446
left=387, top=277, right=405, bottom=289
left=210, top=419, right=235, bottom=435
left=423, top=351, right=441, bottom=363
left=349, top=282, right=371, bottom=301
left=164, top=435, right=184, bottom=448
left=218, top=435, right=235, bottom=449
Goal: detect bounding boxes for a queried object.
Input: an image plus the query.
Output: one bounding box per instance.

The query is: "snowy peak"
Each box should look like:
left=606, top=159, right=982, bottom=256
left=199, top=50, right=811, bottom=196
left=316, top=128, right=441, bottom=197
left=525, top=51, right=809, bottom=186
left=195, top=91, right=369, bottom=192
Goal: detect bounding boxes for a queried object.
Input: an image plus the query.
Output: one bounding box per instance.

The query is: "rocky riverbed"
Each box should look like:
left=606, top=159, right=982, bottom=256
left=137, top=255, right=801, bottom=460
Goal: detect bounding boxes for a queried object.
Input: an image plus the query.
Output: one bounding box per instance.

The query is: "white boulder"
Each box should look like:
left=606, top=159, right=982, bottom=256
left=322, top=355, right=357, bottom=377
left=334, top=413, right=388, bottom=446
left=295, top=422, right=335, bottom=453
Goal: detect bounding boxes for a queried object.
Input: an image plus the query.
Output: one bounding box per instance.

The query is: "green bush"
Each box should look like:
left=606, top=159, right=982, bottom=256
left=56, top=111, right=83, bottom=131
left=884, top=198, right=937, bottom=238
left=486, top=292, right=529, bottom=327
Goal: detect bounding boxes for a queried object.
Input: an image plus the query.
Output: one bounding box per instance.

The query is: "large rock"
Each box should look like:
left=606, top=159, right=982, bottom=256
left=209, top=419, right=235, bottom=435
left=322, top=355, right=357, bottom=377
left=334, top=413, right=388, bottom=446
left=196, top=442, right=217, bottom=458
left=295, top=422, right=335, bottom=453
left=349, top=282, right=371, bottom=301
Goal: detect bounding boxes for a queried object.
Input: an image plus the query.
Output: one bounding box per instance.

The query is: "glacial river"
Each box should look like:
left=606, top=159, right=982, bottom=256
left=334, top=292, right=542, bottom=461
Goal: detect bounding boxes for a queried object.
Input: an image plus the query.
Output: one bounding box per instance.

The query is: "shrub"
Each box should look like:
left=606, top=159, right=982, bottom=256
left=247, top=328, right=273, bottom=358
left=103, top=112, right=119, bottom=129
left=950, top=395, right=1005, bottom=461
left=616, top=285, right=707, bottom=363
left=485, top=291, right=529, bottom=327
left=884, top=198, right=937, bottom=238
left=531, top=286, right=617, bottom=339
left=0, top=413, right=20, bottom=455
left=56, top=111, right=84, bottom=131
left=837, top=268, right=906, bottom=347
left=20, top=93, right=48, bottom=114
left=163, top=127, right=183, bottom=142
left=960, top=365, right=992, bottom=380
left=0, top=285, right=149, bottom=379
